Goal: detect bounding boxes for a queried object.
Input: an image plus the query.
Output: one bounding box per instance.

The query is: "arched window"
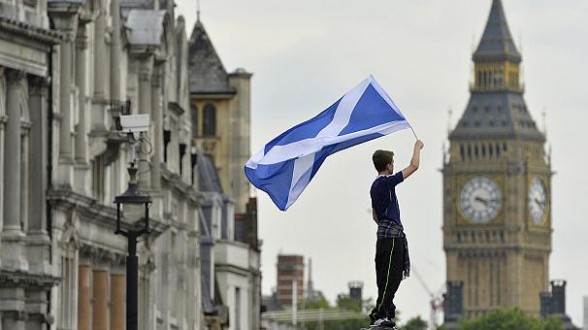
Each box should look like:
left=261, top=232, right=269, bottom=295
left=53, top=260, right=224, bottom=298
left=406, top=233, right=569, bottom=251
left=191, top=105, right=198, bottom=138
left=203, top=103, right=216, bottom=136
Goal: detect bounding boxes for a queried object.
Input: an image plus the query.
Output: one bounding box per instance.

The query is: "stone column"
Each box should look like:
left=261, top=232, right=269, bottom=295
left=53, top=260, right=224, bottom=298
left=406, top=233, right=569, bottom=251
left=57, top=31, right=76, bottom=188
left=150, top=63, right=163, bottom=190
left=46, top=0, right=81, bottom=184
left=93, top=0, right=106, bottom=100
left=92, top=268, right=109, bottom=330
left=27, top=76, right=51, bottom=274
left=78, top=264, right=92, bottom=330
left=74, top=23, right=92, bottom=195
left=0, top=67, right=5, bottom=251
left=88, top=0, right=108, bottom=132
left=2, top=68, right=27, bottom=271
left=110, top=271, right=125, bottom=330
left=110, top=0, right=122, bottom=102
left=228, top=71, right=252, bottom=214
left=137, top=55, right=153, bottom=189
left=75, top=24, right=89, bottom=164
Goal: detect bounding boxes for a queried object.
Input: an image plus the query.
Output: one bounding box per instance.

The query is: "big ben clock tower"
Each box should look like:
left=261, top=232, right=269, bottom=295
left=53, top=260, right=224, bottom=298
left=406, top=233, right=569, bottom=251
left=443, top=0, right=552, bottom=318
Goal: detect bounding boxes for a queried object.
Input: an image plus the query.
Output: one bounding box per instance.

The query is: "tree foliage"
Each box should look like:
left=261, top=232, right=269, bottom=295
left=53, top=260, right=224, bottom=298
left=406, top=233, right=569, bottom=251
left=401, top=315, right=428, bottom=330
left=297, top=296, right=371, bottom=330
left=456, top=308, right=564, bottom=330
left=301, top=297, right=331, bottom=310
left=336, top=295, right=363, bottom=313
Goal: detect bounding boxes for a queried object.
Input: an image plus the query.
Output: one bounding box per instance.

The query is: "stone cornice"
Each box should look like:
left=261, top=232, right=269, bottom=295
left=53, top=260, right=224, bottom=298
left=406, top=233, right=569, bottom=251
left=47, top=186, right=118, bottom=224
left=190, top=91, right=236, bottom=100
left=161, top=165, right=199, bottom=203
left=168, top=101, right=185, bottom=117
left=47, top=1, right=84, bottom=42
left=48, top=186, right=170, bottom=247
left=79, top=243, right=126, bottom=266
left=48, top=187, right=166, bottom=234
left=0, top=269, right=60, bottom=288
left=0, top=16, right=63, bottom=45
left=214, top=263, right=250, bottom=277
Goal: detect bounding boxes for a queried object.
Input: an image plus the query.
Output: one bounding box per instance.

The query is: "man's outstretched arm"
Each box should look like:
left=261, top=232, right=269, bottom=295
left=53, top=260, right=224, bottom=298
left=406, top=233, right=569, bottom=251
left=401, top=140, right=424, bottom=179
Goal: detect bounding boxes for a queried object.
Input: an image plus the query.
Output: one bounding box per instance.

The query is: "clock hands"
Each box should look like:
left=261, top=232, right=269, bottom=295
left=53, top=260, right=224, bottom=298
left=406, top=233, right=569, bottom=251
left=474, top=196, right=499, bottom=206
left=534, top=198, right=546, bottom=206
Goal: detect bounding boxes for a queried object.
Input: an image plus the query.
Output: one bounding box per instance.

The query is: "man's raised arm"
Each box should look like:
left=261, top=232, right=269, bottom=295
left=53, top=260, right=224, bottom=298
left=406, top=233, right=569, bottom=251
left=401, top=140, right=424, bottom=180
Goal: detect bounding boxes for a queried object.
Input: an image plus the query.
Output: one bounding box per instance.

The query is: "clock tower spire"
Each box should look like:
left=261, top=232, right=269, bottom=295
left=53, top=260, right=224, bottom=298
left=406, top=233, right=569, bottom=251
left=443, top=0, right=552, bottom=321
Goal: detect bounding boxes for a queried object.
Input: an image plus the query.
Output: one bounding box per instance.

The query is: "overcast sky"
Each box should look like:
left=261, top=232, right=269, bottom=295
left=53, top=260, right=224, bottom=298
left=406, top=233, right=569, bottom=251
left=175, top=0, right=588, bottom=326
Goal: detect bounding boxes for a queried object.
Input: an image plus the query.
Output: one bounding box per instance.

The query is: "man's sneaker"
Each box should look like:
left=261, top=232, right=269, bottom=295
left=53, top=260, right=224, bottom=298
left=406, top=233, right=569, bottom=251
left=370, top=317, right=395, bottom=328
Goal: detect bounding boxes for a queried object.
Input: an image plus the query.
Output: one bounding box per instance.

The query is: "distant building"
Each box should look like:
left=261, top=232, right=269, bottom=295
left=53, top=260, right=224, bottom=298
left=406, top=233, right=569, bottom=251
left=277, top=255, right=305, bottom=307
left=348, top=281, right=364, bottom=303
left=305, top=258, right=325, bottom=302
left=443, top=0, right=551, bottom=322
left=263, top=290, right=284, bottom=312
left=189, top=14, right=261, bottom=330
left=443, top=281, right=464, bottom=329
left=539, top=280, right=579, bottom=330
left=0, top=0, right=208, bottom=327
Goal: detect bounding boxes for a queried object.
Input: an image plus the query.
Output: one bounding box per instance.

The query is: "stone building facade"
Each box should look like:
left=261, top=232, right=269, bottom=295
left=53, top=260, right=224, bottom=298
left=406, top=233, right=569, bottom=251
left=188, top=15, right=262, bottom=330
left=1, top=0, right=217, bottom=328
left=0, top=2, right=62, bottom=328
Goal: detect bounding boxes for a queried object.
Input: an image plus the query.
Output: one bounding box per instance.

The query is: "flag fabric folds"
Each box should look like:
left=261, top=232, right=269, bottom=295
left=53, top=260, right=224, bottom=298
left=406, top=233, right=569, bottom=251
left=244, top=75, right=412, bottom=211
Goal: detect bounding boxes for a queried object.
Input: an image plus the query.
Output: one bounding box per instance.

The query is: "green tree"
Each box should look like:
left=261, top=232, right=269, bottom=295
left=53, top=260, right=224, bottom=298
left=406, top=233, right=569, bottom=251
left=301, top=297, right=331, bottom=310
left=457, top=308, right=564, bottom=330
left=336, top=296, right=362, bottom=313
left=401, top=316, right=428, bottom=330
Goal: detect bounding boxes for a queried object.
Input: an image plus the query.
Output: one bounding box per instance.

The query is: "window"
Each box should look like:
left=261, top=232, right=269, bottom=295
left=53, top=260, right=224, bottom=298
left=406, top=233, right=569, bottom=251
left=203, top=104, right=216, bottom=136
left=235, top=287, right=241, bottom=330
left=191, top=106, right=198, bottom=138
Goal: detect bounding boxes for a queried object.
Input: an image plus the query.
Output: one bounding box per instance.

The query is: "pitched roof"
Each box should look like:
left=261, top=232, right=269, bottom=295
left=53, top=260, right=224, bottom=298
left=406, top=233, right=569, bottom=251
left=188, top=19, right=235, bottom=95
left=473, top=0, right=521, bottom=62
left=197, top=152, right=223, bottom=193
left=450, top=92, right=543, bottom=141
left=451, top=0, right=543, bottom=142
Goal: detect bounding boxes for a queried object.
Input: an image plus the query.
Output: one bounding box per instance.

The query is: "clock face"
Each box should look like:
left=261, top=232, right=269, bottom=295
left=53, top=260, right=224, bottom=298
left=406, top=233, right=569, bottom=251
left=528, top=177, right=548, bottom=225
left=459, top=176, right=502, bottom=223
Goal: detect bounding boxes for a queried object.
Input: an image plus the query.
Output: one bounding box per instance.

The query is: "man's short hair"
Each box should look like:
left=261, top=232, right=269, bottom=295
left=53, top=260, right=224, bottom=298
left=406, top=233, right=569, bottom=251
left=372, top=150, right=394, bottom=172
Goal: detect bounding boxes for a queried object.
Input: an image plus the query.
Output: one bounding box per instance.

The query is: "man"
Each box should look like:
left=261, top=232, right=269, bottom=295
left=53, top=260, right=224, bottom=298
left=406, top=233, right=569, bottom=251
left=369, top=139, right=424, bottom=328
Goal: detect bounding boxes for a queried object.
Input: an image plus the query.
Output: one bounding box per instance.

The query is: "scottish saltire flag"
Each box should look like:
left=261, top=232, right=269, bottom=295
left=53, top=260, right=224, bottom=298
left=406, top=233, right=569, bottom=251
left=245, top=75, right=412, bottom=211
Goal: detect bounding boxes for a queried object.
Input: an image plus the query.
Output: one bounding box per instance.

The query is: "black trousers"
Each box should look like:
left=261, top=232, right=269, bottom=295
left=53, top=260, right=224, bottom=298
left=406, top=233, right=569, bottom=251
left=370, top=237, right=406, bottom=322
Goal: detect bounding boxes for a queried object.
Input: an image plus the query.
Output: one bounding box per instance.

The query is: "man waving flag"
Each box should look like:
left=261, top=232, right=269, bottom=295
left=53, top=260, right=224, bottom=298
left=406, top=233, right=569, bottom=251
left=244, top=75, right=413, bottom=211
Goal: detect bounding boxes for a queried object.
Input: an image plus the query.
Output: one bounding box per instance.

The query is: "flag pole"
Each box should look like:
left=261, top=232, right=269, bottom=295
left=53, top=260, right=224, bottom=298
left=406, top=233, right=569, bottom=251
left=410, top=125, right=419, bottom=140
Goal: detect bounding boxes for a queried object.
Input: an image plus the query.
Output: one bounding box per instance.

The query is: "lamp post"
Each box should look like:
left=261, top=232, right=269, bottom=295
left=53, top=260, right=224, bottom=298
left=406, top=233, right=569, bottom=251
left=114, top=139, right=151, bottom=330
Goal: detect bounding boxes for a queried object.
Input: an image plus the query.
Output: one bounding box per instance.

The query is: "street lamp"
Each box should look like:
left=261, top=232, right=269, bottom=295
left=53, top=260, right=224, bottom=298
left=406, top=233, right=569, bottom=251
left=114, top=139, right=151, bottom=330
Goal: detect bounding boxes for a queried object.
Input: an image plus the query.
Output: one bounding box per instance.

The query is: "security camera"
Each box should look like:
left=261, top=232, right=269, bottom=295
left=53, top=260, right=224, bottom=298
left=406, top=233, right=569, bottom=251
left=119, top=114, right=150, bottom=134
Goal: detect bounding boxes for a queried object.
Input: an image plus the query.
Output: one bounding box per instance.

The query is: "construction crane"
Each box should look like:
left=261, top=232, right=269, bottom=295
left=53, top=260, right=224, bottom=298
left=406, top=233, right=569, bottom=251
left=412, top=266, right=444, bottom=330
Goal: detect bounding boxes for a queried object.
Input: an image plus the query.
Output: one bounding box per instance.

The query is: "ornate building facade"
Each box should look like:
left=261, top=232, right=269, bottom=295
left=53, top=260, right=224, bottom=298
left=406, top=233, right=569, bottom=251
left=0, top=2, right=62, bottom=328
left=188, top=15, right=262, bottom=330
left=1, top=0, right=213, bottom=328
left=443, top=0, right=552, bottom=322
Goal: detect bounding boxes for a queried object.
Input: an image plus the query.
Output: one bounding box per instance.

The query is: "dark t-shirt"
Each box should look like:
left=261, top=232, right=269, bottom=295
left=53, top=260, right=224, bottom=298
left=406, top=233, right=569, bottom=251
left=370, top=171, right=404, bottom=230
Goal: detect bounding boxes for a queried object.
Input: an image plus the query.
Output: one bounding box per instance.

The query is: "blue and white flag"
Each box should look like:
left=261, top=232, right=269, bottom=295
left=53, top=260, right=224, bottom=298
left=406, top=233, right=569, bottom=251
left=244, top=75, right=412, bottom=211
